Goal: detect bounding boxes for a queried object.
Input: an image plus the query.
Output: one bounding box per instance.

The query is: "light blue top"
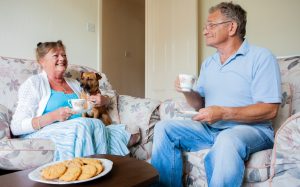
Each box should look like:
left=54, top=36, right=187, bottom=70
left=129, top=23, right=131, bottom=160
left=43, top=89, right=81, bottom=119
left=195, top=40, right=282, bottom=128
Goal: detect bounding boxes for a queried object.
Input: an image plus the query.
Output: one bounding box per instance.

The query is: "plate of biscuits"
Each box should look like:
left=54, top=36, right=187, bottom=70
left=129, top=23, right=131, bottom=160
left=28, top=157, right=113, bottom=184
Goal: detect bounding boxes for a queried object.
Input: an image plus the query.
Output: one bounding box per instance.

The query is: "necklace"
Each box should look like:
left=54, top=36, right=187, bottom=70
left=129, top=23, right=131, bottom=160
left=49, top=79, right=68, bottom=93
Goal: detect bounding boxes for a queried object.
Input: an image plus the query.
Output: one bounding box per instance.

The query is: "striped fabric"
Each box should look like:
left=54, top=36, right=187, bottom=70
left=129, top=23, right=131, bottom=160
left=22, top=117, right=130, bottom=161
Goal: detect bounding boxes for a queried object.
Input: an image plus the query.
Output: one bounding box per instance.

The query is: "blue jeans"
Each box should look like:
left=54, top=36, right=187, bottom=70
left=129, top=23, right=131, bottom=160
left=150, top=119, right=274, bottom=187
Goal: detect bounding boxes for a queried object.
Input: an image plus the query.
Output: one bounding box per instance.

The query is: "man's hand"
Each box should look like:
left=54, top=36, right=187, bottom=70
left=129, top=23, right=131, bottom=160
left=192, top=103, right=279, bottom=125
left=175, top=76, right=183, bottom=92
left=192, top=106, right=224, bottom=124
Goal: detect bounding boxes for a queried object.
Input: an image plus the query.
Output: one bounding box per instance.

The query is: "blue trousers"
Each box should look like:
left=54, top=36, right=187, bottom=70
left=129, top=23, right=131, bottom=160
left=151, top=119, right=274, bottom=187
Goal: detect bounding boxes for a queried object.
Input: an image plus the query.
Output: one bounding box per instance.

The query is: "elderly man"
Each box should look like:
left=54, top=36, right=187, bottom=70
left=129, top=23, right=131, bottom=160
left=151, top=2, right=281, bottom=187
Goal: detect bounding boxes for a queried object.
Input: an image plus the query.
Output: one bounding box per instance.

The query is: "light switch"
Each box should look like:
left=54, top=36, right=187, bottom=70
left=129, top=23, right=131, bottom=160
left=87, top=23, right=95, bottom=32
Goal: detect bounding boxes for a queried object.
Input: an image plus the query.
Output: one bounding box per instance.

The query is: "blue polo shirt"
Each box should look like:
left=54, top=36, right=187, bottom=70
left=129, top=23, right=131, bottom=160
left=195, top=40, right=282, bottom=129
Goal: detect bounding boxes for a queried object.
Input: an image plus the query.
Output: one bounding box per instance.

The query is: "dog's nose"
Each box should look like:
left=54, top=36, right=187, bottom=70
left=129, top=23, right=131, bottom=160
left=85, top=85, right=91, bottom=91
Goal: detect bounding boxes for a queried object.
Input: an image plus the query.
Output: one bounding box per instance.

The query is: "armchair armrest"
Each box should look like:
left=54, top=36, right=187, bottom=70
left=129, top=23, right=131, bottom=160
left=270, top=112, right=300, bottom=179
left=0, top=138, right=55, bottom=170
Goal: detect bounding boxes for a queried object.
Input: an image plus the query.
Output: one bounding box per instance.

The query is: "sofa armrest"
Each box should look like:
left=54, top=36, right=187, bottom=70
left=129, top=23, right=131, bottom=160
left=118, top=95, right=160, bottom=142
left=118, top=95, right=160, bottom=160
left=0, top=138, right=55, bottom=170
left=0, top=104, right=12, bottom=139
left=270, top=112, right=300, bottom=179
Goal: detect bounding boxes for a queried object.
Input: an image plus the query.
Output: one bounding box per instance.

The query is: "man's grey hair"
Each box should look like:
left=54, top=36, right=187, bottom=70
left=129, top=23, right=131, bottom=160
left=209, top=2, right=247, bottom=40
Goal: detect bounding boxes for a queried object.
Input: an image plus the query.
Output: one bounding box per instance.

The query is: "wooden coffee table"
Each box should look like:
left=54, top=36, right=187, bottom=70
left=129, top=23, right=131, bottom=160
left=0, top=154, right=158, bottom=187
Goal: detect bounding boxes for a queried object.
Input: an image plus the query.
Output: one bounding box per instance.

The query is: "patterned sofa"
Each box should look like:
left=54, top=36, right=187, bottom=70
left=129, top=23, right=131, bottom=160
left=0, top=56, right=160, bottom=172
left=1, top=55, right=300, bottom=186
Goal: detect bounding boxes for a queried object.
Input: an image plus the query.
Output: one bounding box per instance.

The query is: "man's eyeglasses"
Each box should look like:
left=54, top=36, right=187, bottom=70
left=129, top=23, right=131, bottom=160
left=203, top=20, right=232, bottom=30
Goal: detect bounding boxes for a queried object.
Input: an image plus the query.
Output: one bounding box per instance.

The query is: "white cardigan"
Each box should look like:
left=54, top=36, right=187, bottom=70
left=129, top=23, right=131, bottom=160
left=11, top=71, right=81, bottom=136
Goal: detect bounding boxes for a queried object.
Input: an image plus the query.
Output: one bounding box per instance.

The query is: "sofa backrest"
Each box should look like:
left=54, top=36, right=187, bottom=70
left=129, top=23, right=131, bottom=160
left=277, top=56, right=300, bottom=114
left=0, top=56, right=113, bottom=121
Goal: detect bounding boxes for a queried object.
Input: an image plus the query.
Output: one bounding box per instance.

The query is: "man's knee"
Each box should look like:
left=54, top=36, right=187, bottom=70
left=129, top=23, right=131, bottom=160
left=214, top=130, right=248, bottom=158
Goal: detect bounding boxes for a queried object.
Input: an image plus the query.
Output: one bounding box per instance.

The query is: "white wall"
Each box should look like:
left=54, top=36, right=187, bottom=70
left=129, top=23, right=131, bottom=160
left=199, top=0, right=300, bottom=62
left=0, top=0, right=100, bottom=70
left=1, top=0, right=299, bottom=86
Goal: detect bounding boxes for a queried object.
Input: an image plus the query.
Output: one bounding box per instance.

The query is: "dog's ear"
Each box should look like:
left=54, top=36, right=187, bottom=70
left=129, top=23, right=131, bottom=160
left=80, top=72, right=85, bottom=79
left=95, top=73, right=102, bottom=81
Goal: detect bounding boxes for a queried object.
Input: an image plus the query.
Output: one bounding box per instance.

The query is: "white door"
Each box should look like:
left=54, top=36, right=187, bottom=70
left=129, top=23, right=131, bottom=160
left=145, top=0, right=198, bottom=101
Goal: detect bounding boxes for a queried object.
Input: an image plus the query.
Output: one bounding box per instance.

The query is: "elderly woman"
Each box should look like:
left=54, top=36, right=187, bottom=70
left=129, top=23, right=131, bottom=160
left=11, top=40, right=131, bottom=161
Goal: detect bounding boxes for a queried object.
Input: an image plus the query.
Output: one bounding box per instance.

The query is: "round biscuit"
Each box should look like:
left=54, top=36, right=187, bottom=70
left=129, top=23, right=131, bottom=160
left=77, top=164, right=97, bottom=180
left=80, top=158, right=100, bottom=165
left=59, top=166, right=82, bottom=182
left=41, top=163, right=67, bottom=180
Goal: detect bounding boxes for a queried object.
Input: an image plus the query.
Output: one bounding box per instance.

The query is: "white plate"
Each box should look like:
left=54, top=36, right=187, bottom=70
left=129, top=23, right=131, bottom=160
left=176, top=110, right=198, bottom=118
left=28, top=158, right=113, bottom=185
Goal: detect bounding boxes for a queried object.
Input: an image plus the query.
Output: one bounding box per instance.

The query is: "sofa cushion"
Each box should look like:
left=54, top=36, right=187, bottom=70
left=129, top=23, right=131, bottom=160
left=129, top=108, right=160, bottom=161
left=0, top=56, right=40, bottom=113
left=182, top=148, right=272, bottom=185
left=0, top=138, right=55, bottom=170
left=183, top=149, right=209, bottom=186
left=0, top=104, right=11, bottom=139
left=277, top=56, right=300, bottom=115
left=272, top=82, right=293, bottom=133
left=244, top=149, right=272, bottom=183
left=106, top=92, right=121, bottom=124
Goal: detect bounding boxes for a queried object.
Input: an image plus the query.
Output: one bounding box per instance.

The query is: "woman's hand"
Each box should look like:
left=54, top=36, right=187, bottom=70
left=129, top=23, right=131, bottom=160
left=87, top=93, right=109, bottom=107
left=53, top=107, right=75, bottom=122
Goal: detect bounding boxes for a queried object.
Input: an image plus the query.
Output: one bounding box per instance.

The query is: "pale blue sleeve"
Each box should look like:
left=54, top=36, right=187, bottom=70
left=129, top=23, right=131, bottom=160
left=251, top=50, right=282, bottom=103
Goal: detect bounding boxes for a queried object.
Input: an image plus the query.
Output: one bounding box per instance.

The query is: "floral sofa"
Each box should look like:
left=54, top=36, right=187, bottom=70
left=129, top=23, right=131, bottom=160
left=0, top=56, right=160, bottom=172
left=1, top=55, right=300, bottom=186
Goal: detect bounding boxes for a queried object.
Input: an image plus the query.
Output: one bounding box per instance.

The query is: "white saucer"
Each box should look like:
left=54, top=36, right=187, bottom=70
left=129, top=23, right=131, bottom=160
left=72, top=108, right=92, bottom=114
left=176, top=110, right=198, bottom=118
left=181, top=88, right=192, bottom=92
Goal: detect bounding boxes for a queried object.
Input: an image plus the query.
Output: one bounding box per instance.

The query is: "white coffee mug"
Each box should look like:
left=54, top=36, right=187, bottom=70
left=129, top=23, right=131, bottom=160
left=179, top=74, right=196, bottom=92
left=68, top=99, right=86, bottom=112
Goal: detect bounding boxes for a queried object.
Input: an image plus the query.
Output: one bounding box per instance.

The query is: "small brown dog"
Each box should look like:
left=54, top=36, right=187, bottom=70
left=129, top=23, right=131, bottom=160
left=80, top=72, right=112, bottom=126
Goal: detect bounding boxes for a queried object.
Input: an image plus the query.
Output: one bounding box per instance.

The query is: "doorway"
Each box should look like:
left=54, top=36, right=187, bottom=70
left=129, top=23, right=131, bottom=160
left=102, top=0, right=145, bottom=98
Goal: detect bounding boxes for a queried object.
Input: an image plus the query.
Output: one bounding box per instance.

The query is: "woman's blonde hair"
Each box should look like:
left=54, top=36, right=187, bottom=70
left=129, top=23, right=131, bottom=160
left=35, top=40, right=66, bottom=62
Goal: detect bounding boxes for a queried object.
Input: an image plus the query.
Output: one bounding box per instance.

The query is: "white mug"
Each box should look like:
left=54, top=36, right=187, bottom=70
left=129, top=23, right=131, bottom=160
left=179, top=74, right=196, bottom=92
left=68, top=99, right=86, bottom=112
